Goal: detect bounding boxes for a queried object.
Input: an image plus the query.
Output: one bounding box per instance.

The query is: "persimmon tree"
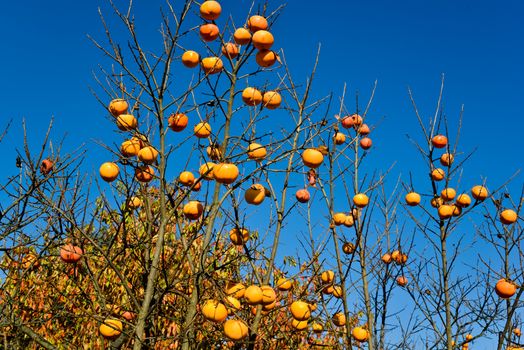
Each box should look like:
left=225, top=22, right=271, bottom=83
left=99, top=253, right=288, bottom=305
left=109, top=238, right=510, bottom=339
left=0, top=1, right=522, bottom=350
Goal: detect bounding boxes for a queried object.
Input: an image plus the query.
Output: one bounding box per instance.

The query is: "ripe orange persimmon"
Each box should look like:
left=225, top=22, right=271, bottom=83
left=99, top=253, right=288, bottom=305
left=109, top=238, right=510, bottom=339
left=223, top=319, right=249, bottom=340
left=242, top=87, right=263, bottom=106
left=199, top=1, right=221, bottom=20
left=290, top=301, right=311, bottom=321
left=291, top=318, right=308, bottom=331
left=277, top=277, right=293, bottom=291
left=247, top=15, right=268, bottom=32
left=127, top=196, right=142, bottom=209
left=351, top=114, right=363, bottom=126
left=342, top=242, right=355, bottom=254
left=183, top=201, right=203, bottom=220
left=405, top=192, right=421, bottom=206
left=194, top=122, right=212, bottom=138
left=225, top=296, right=241, bottom=311
left=181, top=50, right=200, bottom=68
left=455, top=193, right=471, bottom=207
left=391, top=250, right=400, bottom=261
left=109, top=99, right=128, bottom=117
left=201, top=56, right=223, bottom=74
left=340, top=115, right=354, bottom=128
left=200, top=23, right=219, bottom=42
left=301, top=148, right=324, bottom=168
left=352, top=327, right=370, bottom=342
left=201, top=300, right=228, bottom=322
left=116, top=114, right=137, bottom=131
left=431, top=168, right=445, bottom=181
left=495, top=279, right=517, bottom=298
left=213, top=163, right=239, bottom=184
left=452, top=205, right=462, bottom=217
left=334, top=132, right=346, bottom=145
left=471, top=185, right=489, bottom=201
left=295, top=189, right=310, bottom=203
left=312, top=322, right=324, bottom=333
left=135, top=165, right=154, bottom=183
left=99, top=319, right=123, bottom=339
left=40, top=158, right=54, bottom=175
left=353, top=193, right=369, bottom=208
left=137, top=146, right=158, bottom=164
left=199, top=162, right=215, bottom=180
left=431, top=197, right=444, bottom=208
left=322, top=285, right=334, bottom=295
left=247, top=143, right=267, bottom=160
left=438, top=204, right=454, bottom=219
left=358, top=123, right=370, bottom=135
left=441, top=188, right=456, bottom=201
left=500, top=209, right=518, bottom=225
left=226, top=282, right=246, bottom=298
left=244, top=285, right=263, bottom=305
left=262, top=90, right=281, bottom=109
left=60, top=244, right=83, bottom=263
left=432, top=134, right=448, bottom=148
left=396, top=276, right=408, bottom=287
left=234, top=27, right=251, bottom=45
left=229, top=227, right=249, bottom=245
left=360, top=137, right=372, bottom=150
left=120, top=139, right=141, bottom=157
left=321, top=270, right=335, bottom=284
left=245, top=184, right=266, bottom=205
left=179, top=171, right=195, bottom=186
left=333, top=213, right=347, bottom=226
left=440, top=153, right=454, bottom=166
left=256, top=49, right=278, bottom=67
left=332, top=313, right=346, bottom=327
left=168, top=113, right=189, bottom=132
left=252, top=30, right=274, bottom=50
left=222, top=42, right=239, bottom=59
left=261, top=286, right=276, bottom=304
left=100, top=162, right=119, bottom=182
left=332, top=285, right=343, bottom=298
left=381, top=253, right=392, bottom=264
left=344, top=215, right=355, bottom=227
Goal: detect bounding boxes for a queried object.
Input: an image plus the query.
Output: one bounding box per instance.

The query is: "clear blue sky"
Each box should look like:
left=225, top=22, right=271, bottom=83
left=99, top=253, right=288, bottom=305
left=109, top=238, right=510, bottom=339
left=0, top=0, right=522, bottom=187
left=0, top=0, right=523, bottom=347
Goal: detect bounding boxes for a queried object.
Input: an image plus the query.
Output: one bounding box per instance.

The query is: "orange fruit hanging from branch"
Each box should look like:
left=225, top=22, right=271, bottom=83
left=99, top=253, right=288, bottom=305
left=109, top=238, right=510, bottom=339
left=262, top=90, right=281, bottom=109
left=495, top=279, right=517, bottom=298
left=213, top=163, right=239, bottom=184
left=135, top=165, right=155, bottom=183
left=199, top=1, right=221, bottom=20
left=242, top=87, right=263, bottom=106
left=60, top=244, right=83, bottom=264
left=168, top=113, right=189, bottom=132
left=181, top=50, right=200, bottom=68
left=222, top=43, right=239, bottom=59
left=109, top=99, right=128, bottom=117
left=200, top=23, right=220, bottom=42
left=234, top=28, right=251, bottom=45
left=301, top=148, right=324, bottom=168
left=247, top=15, right=268, bottom=32
left=99, top=162, right=119, bottom=182
left=252, top=30, right=274, bottom=50
left=431, top=134, right=448, bottom=148
left=223, top=319, right=249, bottom=341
